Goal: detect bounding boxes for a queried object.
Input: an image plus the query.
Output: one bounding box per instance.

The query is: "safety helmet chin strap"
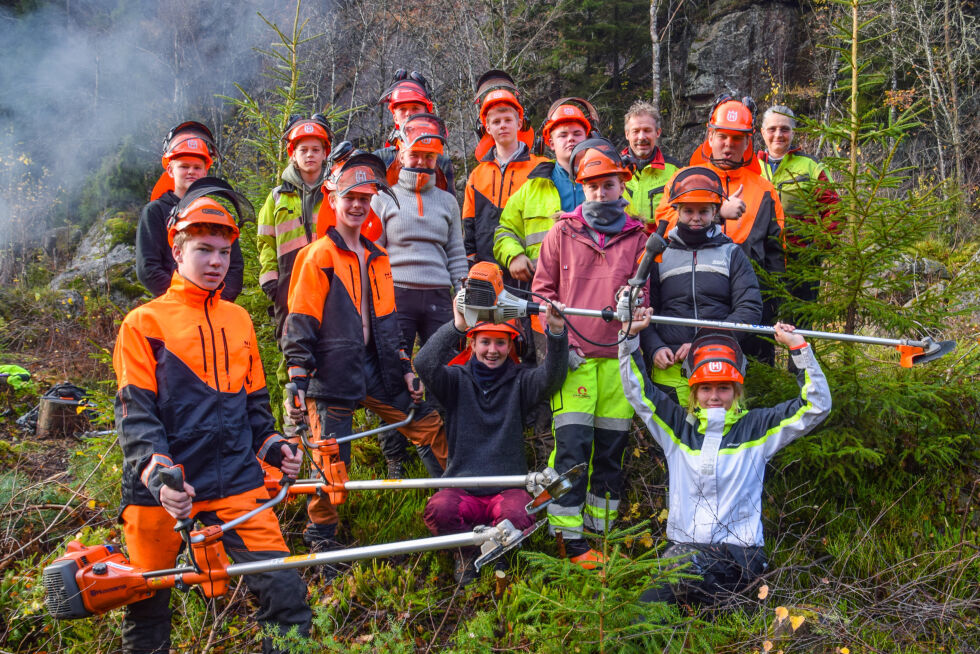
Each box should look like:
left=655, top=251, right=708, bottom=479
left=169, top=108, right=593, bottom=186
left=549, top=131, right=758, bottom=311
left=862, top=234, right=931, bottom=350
left=704, top=140, right=753, bottom=172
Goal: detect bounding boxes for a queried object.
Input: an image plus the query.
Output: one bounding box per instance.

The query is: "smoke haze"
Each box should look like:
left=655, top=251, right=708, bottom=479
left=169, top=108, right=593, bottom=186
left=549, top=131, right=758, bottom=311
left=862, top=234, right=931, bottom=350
left=0, top=0, right=288, bottom=246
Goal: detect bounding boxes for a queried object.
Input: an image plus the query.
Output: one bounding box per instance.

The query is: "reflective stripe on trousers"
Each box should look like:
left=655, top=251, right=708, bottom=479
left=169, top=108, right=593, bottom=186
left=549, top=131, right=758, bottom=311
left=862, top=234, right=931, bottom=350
left=546, top=357, right=633, bottom=539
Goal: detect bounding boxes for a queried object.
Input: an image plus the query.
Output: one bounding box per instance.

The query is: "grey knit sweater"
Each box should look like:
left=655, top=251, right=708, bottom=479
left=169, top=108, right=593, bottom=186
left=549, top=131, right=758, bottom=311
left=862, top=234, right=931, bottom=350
left=372, top=168, right=468, bottom=292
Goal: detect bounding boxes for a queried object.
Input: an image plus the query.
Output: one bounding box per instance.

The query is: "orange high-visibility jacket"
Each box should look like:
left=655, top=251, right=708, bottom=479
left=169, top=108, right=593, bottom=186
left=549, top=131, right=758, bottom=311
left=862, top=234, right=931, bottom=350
left=114, top=273, right=286, bottom=508
left=653, top=142, right=785, bottom=274
left=282, top=227, right=413, bottom=402
left=462, top=146, right=547, bottom=266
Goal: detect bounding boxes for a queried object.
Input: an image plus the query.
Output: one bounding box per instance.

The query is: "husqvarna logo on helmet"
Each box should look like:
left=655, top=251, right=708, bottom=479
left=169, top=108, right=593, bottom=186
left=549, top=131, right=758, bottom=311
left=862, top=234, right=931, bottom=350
left=303, top=124, right=314, bottom=134
left=355, top=170, right=367, bottom=182
left=708, top=361, right=724, bottom=373
left=562, top=107, right=575, bottom=116
left=187, top=139, right=199, bottom=149
left=726, top=110, right=738, bottom=122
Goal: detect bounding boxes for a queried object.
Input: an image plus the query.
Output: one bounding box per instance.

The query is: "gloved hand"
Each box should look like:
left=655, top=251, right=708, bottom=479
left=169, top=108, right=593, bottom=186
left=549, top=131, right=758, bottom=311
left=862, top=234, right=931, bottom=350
left=568, top=347, right=586, bottom=371
left=261, top=280, right=278, bottom=302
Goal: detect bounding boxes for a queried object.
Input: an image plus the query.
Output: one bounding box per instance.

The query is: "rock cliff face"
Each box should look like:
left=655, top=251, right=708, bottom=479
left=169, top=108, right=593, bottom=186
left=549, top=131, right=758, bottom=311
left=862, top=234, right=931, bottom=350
left=658, top=0, right=814, bottom=159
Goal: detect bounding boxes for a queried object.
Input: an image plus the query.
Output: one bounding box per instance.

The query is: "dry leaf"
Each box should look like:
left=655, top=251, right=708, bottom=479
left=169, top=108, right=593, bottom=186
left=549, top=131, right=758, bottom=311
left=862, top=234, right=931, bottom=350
left=639, top=532, right=654, bottom=548
left=774, top=606, right=789, bottom=622
left=838, top=648, right=850, bottom=654
left=757, top=584, right=769, bottom=600
left=657, top=508, right=669, bottom=523
left=762, top=640, right=773, bottom=652
left=790, top=615, right=805, bottom=631
left=820, top=577, right=830, bottom=584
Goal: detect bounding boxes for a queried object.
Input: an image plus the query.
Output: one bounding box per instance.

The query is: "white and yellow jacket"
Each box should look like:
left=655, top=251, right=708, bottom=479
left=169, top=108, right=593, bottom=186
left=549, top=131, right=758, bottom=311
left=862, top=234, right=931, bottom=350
left=619, top=335, right=831, bottom=548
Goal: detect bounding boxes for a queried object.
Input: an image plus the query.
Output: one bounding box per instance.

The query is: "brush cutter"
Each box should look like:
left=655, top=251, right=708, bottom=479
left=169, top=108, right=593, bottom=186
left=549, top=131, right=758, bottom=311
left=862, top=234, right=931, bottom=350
left=634, top=315, right=956, bottom=368
left=270, top=404, right=585, bottom=513
left=457, top=260, right=955, bottom=367
left=276, top=387, right=586, bottom=513
left=43, top=464, right=544, bottom=621
left=276, top=464, right=587, bottom=515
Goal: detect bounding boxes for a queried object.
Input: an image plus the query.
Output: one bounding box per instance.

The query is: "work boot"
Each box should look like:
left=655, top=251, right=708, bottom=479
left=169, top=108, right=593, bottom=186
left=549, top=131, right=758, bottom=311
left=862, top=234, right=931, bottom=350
left=386, top=457, right=406, bottom=480
left=453, top=548, right=479, bottom=587
left=569, top=548, right=607, bottom=570
left=302, top=522, right=344, bottom=582
left=563, top=537, right=606, bottom=570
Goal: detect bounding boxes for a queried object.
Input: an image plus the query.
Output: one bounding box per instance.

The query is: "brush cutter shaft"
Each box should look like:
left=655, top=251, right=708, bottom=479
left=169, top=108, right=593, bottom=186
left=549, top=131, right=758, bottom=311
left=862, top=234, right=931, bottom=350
left=342, top=475, right=529, bottom=490
left=293, top=473, right=536, bottom=492
left=209, top=528, right=510, bottom=577
left=646, top=315, right=934, bottom=348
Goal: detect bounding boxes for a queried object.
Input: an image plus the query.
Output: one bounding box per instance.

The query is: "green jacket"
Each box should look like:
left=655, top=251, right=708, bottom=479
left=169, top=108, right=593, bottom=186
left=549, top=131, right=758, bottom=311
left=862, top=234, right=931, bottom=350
left=758, top=149, right=840, bottom=247
left=256, top=164, right=324, bottom=331
left=623, top=147, right=680, bottom=225
left=493, top=162, right=562, bottom=267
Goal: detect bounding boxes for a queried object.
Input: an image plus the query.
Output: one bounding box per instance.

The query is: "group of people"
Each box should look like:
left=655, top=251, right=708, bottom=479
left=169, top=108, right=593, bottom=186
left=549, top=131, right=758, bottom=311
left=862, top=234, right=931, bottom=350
left=117, top=69, right=836, bottom=653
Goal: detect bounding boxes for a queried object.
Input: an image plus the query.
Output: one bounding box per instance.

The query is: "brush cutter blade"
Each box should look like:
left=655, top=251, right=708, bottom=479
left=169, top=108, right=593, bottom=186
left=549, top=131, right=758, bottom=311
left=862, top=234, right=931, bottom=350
left=897, top=338, right=956, bottom=367
left=474, top=519, right=545, bottom=571
left=525, top=463, right=587, bottom=514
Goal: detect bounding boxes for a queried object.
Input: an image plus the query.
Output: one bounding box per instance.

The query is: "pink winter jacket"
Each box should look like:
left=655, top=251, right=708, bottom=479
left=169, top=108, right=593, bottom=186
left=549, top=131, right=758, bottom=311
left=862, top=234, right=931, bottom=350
left=532, top=206, right=650, bottom=359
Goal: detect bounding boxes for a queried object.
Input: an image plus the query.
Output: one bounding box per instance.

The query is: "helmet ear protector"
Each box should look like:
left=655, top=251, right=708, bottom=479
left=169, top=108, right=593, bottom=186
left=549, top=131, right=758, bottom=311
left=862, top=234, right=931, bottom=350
left=533, top=97, right=602, bottom=156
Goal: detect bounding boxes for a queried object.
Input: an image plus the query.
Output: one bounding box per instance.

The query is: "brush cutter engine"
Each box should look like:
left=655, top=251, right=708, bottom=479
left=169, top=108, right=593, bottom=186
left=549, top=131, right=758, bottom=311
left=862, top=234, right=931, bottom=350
left=43, top=541, right=151, bottom=620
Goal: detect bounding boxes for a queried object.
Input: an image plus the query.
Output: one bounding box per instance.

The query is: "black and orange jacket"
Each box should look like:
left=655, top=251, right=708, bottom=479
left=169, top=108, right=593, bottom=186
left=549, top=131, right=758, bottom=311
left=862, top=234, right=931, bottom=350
left=462, top=144, right=547, bottom=266
left=281, top=227, right=412, bottom=401
left=113, top=273, right=286, bottom=508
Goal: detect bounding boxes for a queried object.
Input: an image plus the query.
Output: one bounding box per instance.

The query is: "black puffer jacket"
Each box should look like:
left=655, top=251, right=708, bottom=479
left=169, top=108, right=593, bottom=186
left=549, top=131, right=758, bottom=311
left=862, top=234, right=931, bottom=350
left=647, top=225, right=762, bottom=354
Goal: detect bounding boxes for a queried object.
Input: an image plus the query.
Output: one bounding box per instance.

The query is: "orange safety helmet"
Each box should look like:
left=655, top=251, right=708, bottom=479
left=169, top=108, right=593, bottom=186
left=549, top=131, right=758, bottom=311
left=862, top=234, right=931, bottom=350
left=161, top=121, right=216, bottom=170
left=284, top=115, right=333, bottom=156
left=480, top=88, right=524, bottom=126
left=448, top=319, right=523, bottom=366
left=396, top=113, right=447, bottom=155
left=541, top=100, right=594, bottom=145
left=707, top=96, right=755, bottom=134
left=472, top=70, right=535, bottom=159
left=570, top=138, right=632, bottom=183
left=668, top=166, right=726, bottom=205
left=379, top=70, right=435, bottom=116
left=683, top=334, right=747, bottom=386
left=166, top=177, right=252, bottom=246
left=317, top=149, right=396, bottom=241
left=167, top=197, right=239, bottom=246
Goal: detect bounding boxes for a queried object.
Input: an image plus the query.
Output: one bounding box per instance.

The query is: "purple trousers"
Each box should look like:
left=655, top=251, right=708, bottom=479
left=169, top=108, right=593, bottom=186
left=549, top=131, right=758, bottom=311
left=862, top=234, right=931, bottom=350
left=423, top=488, right=534, bottom=536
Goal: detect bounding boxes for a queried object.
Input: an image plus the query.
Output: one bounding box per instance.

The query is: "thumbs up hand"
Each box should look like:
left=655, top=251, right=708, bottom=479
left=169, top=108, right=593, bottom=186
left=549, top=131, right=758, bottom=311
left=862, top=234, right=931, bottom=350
left=720, top=184, right=746, bottom=221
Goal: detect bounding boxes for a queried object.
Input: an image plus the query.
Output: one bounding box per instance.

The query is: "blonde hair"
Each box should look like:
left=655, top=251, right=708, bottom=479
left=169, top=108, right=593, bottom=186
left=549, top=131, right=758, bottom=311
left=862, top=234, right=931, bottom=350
left=624, top=100, right=662, bottom=131
left=687, top=382, right=744, bottom=415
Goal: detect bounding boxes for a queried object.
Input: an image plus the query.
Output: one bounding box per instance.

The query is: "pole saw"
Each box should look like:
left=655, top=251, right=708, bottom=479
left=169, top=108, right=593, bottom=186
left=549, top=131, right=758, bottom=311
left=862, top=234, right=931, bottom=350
left=43, top=464, right=545, bottom=621
left=456, top=222, right=955, bottom=366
